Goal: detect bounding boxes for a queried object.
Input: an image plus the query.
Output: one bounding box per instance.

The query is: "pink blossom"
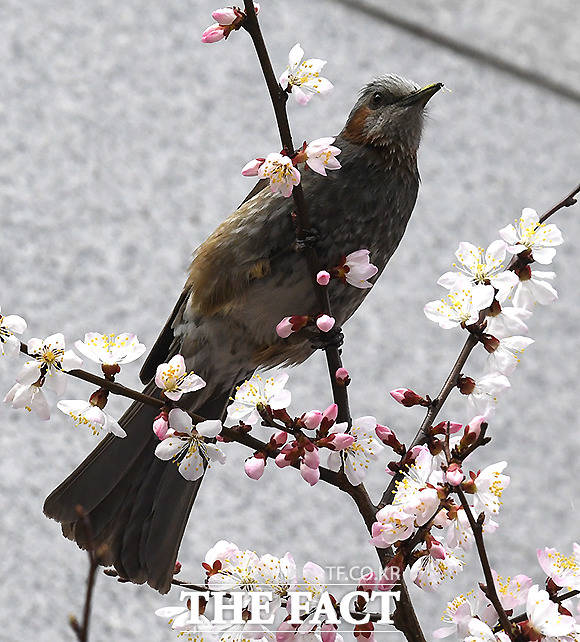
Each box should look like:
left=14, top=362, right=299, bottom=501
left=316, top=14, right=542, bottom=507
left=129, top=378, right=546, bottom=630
left=245, top=455, right=266, bottom=480
left=257, top=152, right=301, bottom=198
left=276, top=620, right=296, bottom=642
left=201, top=24, right=226, bottom=43
left=305, top=137, right=342, bottom=176
left=321, top=623, right=337, bottom=642
left=316, top=315, right=335, bottom=332
left=241, top=157, right=265, bottom=176
left=446, top=463, right=464, bottom=486
left=335, top=367, right=349, bottom=384
left=358, top=570, right=377, bottom=592
left=300, top=461, right=320, bottom=485
left=317, top=270, right=331, bottom=286
left=342, top=249, right=378, bottom=289
left=276, top=317, right=294, bottom=339
left=303, top=410, right=323, bottom=430
left=152, top=410, right=169, bottom=440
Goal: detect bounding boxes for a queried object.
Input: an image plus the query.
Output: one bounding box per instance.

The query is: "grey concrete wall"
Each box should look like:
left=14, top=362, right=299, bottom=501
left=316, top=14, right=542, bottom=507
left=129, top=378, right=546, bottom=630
left=1, top=1, right=579, bottom=640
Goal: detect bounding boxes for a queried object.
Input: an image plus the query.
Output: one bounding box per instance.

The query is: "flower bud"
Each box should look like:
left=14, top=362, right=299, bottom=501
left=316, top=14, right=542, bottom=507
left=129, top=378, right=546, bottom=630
left=457, top=376, right=476, bottom=395
left=276, top=317, right=294, bottom=339
left=211, top=8, right=237, bottom=24
left=460, top=415, right=486, bottom=448
left=316, top=314, right=335, bottom=333
left=201, top=23, right=225, bottom=43
left=300, top=461, right=320, bottom=486
left=276, top=621, right=296, bottom=642
left=426, top=534, right=446, bottom=560
left=322, top=403, right=338, bottom=423
left=173, top=561, right=182, bottom=575
left=245, top=455, right=266, bottom=480
left=316, top=270, right=331, bottom=286
left=275, top=452, right=292, bottom=468
left=335, top=367, right=350, bottom=385
left=375, top=424, right=404, bottom=454
left=330, top=433, right=355, bottom=450
left=302, top=410, right=323, bottom=430
left=445, top=462, right=464, bottom=486
left=357, top=570, right=377, bottom=592
left=389, top=388, right=428, bottom=407
left=242, top=158, right=265, bottom=176
left=302, top=447, right=320, bottom=470
left=152, top=410, right=169, bottom=440
left=321, top=623, right=337, bottom=642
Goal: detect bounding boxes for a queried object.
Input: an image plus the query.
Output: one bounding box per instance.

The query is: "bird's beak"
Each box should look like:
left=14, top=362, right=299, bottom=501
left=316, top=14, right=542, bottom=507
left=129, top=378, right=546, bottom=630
left=400, top=82, right=444, bottom=107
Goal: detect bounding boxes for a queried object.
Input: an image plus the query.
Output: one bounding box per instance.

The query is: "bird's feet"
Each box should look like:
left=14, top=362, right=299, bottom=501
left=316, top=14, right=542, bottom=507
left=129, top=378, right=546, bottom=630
left=294, top=226, right=320, bottom=252
left=311, top=326, right=344, bottom=351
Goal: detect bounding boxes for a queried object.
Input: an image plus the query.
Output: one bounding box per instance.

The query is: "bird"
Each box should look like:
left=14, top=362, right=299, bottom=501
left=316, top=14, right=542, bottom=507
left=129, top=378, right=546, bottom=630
left=43, top=75, right=442, bottom=594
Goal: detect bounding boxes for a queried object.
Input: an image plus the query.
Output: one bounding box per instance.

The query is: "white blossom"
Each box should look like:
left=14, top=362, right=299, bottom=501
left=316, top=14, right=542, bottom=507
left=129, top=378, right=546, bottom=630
left=207, top=548, right=261, bottom=606
left=154, top=409, right=224, bottom=481
left=472, top=461, right=510, bottom=515
left=370, top=505, right=415, bottom=547
left=499, top=208, right=563, bottom=264
left=17, top=333, right=82, bottom=396
left=226, top=372, right=291, bottom=426
left=466, top=373, right=511, bottom=418
left=485, top=306, right=532, bottom=338
left=438, top=241, right=518, bottom=302
left=409, top=547, right=464, bottom=592
left=0, top=307, right=27, bottom=358
left=304, top=137, right=341, bottom=176
left=155, top=606, right=216, bottom=639
left=537, top=544, right=580, bottom=591
left=342, top=250, right=379, bottom=289
left=74, top=332, right=146, bottom=365
left=4, top=382, right=50, bottom=420
left=510, top=268, right=558, bottom=309
left=487, top=336, right=534, bottom=375
left=326, top=416, right=384, bottom=485
left=279, top=43, right=333, bottom=105
left=434, top=591, right=497, bottom=639
left=57, top=399, right=126, bottom=438
left=491, top=570, right=533, bottom=610
left=258, top=153, right=301, bottom=198
left=464, top=618, right=510, bottom=642
left=392, top=447, right=440, bottom=526
left=425, top=285, right=494, bottom=329
left=525, top=585, right=576, bottom=639
left=155, top=354, right=206, bottom=401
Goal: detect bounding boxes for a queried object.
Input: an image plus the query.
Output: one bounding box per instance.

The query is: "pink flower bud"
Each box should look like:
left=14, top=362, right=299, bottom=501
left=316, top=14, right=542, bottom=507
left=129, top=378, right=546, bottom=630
left=211, top=8, right=237, bottom=24
left=300, top=461, right=320, bottom=486
left=321, top=623, right=337, bottom=642
left=275, top=452, right=292, bottom=468
left=316, top=270, right=331, bottom=286
left=426, top=534, right=447, bottom=560
left=335, top=367, right=349, bottom=384
left=358, top=570, right=377, bottom=592
left=303, top=410, right=323, bottom=430
left=316, top=314, right=335, bottom=332
left=276, top=621, right=296, bottom=642
left=375, top=424, right=394, bottom=442
left=445, top=462, right=464, bottom=486
left=331, top=433, right=355, bottom=450
left=201, top=23, right=225, bottom=43
left=245, top=455, right=266, bottom=480
left=273, top=430, right=288, bottom=446
left=448, top=422, right=463, bottom=434
left=466, top=415, right=485, bottom=439
left=242, top=157, right=265, bottom=177
left=302, top=447, right=320, bottom=469
left=173, top=561, right=182, bottom=575
left=322, top=403, right=338, bottom=422
left=389, top=388, right=428, bottom=407
left=276, top=317, right=294, bottom=339
left=152, top=411, right=169, bottom=440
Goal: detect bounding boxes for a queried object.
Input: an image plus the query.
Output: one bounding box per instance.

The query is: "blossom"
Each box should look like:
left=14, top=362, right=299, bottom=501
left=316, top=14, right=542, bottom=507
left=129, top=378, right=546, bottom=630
left=499, top=208, right=563, bottom=264
left=207, top=548, right=260, bottom=606
left=409, top=546, right=464, bottom=591
left=17, top=333, right=82, bottom=396
left=256, top=552, right=297, bottom=608
left=466, top=373, right=510, bottom=418
left=155, top=606, right=216, bottom=638
left=511, top=267, right=558, bottom=309
left=154, top=354, right=206, bottom=401
left=537, top=544, right=580, bottom=590
left=434, top=591, right=497, bottom=639
left=370, top=505, right=415, bottom=547
left=0, top=307, right=27, bottom=357
left=205, top=540, right=240, bottom=568
left=4, top=382, right=50, bottom=420
left=304, top=138, right=341, bottom=176
left=201, top=3, right=259, bottom=44
left=245, top=454, right=266, bottom=480
left=340, top=250, right=378, bottom=289
left=279, top=43, right=333, bottom=105
left=491, top=570, right=533, bottom=609
left=445, top=507, right=473, bottom=550
left=486, top=336, right=534, bottom=375
left=226, top=372, right=291, bottom=426
left=437, top=241, right=518, bottom=302
left=316, top=315, right=335, bottom=333
left=485, top=306, right=532, bottom=338
left=74, top=332, right=146, bottom=365
left=57, top=399, right=126, bottom=437
left=317, top=271, right=331, bottom=286
left=471, top=462, right=510, bottom=515
left=424, top=285, right=494, bottom=329
left=525, top=584, right=576, bottom=638
left=326, top=416, right=384, bottom=486
left=257, top=153, right=301, bottom=198
left=392, top=447, right=440, bottom=526
left=154, top=409, right=224, bottom=481
left=464, top=618, right=509, bottom=642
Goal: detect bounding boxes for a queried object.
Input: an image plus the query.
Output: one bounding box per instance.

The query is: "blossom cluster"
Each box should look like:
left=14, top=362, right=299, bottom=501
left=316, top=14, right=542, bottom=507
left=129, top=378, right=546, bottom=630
left=424, top=208, right=563, bottom=417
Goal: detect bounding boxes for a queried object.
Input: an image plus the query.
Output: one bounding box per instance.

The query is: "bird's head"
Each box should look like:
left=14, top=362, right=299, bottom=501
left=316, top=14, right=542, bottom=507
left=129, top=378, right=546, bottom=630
left=342, top=75, right=443, bottom=159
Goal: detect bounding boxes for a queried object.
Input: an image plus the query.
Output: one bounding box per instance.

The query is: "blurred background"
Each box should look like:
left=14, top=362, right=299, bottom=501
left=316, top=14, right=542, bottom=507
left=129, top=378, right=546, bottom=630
left=1, top=0, right=579, bottom=639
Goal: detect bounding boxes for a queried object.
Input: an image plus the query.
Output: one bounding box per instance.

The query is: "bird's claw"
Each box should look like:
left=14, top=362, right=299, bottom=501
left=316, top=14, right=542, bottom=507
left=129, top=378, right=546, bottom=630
left=311, top=327, right=344, bottom=351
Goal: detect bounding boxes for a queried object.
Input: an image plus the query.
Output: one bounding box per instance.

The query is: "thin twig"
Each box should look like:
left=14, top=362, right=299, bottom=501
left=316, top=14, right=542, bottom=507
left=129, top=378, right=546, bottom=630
left=456, top=488, right=517, bottom=641
left=493, top=589, right=580, bottom=631
left=241, top=0, right=350, bottom=425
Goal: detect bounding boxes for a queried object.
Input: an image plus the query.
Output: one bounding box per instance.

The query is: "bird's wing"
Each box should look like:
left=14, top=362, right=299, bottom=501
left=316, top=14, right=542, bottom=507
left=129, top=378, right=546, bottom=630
left=139, top=180, right=279, bottom=384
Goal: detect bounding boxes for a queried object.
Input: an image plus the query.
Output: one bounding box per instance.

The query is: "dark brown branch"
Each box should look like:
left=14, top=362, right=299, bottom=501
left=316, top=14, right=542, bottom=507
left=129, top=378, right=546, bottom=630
left=241, top=1, right=350, bottom=424
left=456, top=488, right=517, bottom=641
left=540, top=183, right=579, bottom=223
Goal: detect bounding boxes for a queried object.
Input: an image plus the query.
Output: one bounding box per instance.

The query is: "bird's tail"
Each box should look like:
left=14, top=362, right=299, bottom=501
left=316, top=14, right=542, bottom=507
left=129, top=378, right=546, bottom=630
left=43, top=383, right=232, bottom=594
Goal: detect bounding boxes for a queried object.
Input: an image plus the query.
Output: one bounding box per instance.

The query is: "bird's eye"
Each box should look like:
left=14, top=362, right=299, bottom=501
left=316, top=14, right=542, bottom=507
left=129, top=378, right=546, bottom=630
left=370, top=92, right=384, bottom=109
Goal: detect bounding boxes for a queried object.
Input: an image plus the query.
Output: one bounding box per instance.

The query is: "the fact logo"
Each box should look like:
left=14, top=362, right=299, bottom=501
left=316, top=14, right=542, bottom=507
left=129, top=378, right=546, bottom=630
left=176, top=589, right=400, bottom=626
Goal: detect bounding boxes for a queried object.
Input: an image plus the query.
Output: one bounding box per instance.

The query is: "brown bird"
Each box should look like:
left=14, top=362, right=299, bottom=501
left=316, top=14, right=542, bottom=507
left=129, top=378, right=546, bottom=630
left=44, top=75, right=442, bottom=593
